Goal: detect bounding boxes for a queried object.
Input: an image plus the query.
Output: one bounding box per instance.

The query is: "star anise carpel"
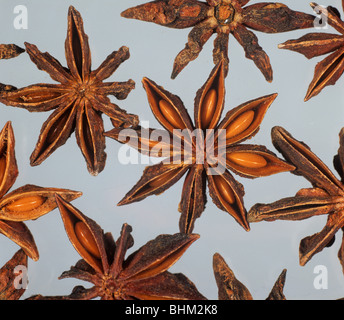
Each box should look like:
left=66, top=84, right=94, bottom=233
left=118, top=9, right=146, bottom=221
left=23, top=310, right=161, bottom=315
left=0, top=44, right=24, bottom=60
left=248, top=126, right=344, bottom=271
left=29, top=194, right=205, bottom=300
left=0, top=249, right=27, bottom=300
left=279, top=3, right=344, bottom=101
left=121, top=0, right=315, bottom=80
left=0, top=121, right=82, bottom=261
left=0, top=6, right=138, bottom=176
left=105, top=61, right=294, bottom=234
left=213, top=252, right=287, bottom=300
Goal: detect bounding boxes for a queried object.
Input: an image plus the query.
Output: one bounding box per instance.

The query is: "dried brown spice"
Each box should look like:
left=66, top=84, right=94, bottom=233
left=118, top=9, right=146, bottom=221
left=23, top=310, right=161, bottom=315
left=0, top=6, right=138, bottom=176
left=213, top=252, right=287, bottom=300
left=249, top=126, right=344, bottom=271
left=29, top=195, right=205, bottom=300
left=105, top=61, right=294, bottom=234
left=0, top=121, right=82, bottom=261
left=279, top=3, right=344, bottom=101
left=0, top=249, right=27, bottom=300
left=0, top=44, right=24, bottom=60
left=121, top=0, right=315, bottom=80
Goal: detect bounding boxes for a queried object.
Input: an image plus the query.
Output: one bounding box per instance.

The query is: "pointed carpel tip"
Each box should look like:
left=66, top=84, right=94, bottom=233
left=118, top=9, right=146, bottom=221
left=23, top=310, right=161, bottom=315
left=213, top=252, right=222, bottom=262
left=4, top=120, right=12, bottom=129
left=68, top=5, right=76, bottom=14
left=304, top=94, right=311, bottom=102
left=117, top=199, right=126, bottom=206
left=189, top=233, right=200, bottom=242
left=271, top=125, right=284, bottom=136
left=141, top=77, right=154, bottom=90
left=121, top=9, right=131, bottom=18
left=269, top=92, right=278, bottom=101
left=171, top=67, right=179, bottom=80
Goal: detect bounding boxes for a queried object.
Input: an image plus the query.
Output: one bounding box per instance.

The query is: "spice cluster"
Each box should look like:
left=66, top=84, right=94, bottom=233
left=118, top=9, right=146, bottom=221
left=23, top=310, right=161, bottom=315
left=0, top=0, right=344, bottom=300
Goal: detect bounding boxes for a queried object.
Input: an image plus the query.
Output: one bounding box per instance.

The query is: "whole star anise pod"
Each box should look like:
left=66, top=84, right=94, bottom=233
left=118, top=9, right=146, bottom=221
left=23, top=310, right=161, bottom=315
left=121, top=0, right=315, bottom=80
left=0, top=249, right=27, bottom=300
left=279, top=3, right=344, bottom=101
left=0, top=121, right=82, bottom=261
left=0, top=6, right=138, bottom=175
left=105, top=61, right=294, bottom=233
left=29, top=195, right=205, bottom=300
left=213, top=252, right=287, bottom=300
left=249, top=126, right=344, bottom=272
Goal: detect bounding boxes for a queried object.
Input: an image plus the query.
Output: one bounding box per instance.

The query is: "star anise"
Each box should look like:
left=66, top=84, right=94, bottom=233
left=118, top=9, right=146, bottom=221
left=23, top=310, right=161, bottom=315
left=0, top=249, right=27, bottom=300
left=29, top=194, right=205, bottom=300
left=248, top=126, right=344, bottom=272
left=0, top=121, right=82, bottom=261
left=105, top=61, right=294, bottom=234
left=0, top=6, right=138, bottom=176
left=0, top=44, right=24, bottom=60
left=121, top=0, right=315, bottom=80
left=279, top=3, right=344, bottom=101
left=213, top=252, right=287, bottom=300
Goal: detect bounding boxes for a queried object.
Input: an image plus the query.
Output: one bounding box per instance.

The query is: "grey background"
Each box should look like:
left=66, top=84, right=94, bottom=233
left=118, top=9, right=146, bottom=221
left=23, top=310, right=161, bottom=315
left=0, top=0, right=343, bottom=300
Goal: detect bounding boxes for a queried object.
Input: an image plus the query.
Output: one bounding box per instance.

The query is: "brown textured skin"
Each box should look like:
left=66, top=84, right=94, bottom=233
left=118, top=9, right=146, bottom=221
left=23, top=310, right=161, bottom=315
left=248, top=126, right=344, bottom=271
left=122, top=0, right=315, bottom=80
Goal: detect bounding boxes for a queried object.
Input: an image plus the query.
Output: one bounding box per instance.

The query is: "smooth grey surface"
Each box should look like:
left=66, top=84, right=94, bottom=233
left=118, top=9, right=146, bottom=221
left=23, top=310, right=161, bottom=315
left=0, top=0, right=343, bottom=300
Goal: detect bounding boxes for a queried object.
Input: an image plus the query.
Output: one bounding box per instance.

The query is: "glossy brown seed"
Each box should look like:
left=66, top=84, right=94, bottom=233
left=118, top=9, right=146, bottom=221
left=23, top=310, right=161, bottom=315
left=225, top=110, right=255, bottom=139
left=149, top=170, right=179, bottom=188
left=212, top=175, right=235, bottom=205
left=201, top=89, right=217, bottom=128
left=6, top=195, right=45, bottom=212
left=227, top=152, right=267, bottom=169
left=74, top=221, right=101, bottom=259
left=159, top=99, right=185, bottom=129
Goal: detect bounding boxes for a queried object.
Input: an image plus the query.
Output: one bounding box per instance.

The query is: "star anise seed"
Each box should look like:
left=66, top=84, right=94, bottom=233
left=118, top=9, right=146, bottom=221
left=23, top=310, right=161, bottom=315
left=28, top=194, right=206, bottom=300
left=105, top=61, right=294, bottom=234
left=0, top=6, right=138, bottom=175
left=121, top=0, right=315, bottom=80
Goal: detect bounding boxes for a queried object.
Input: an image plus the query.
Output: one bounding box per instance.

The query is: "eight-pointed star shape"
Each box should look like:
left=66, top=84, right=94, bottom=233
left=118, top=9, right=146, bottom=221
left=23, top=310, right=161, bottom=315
left=106, top=61, right=294, bottom=234
left=0, top=6, right=138, bottom=176
left=28, top=195, right=205, bottom=300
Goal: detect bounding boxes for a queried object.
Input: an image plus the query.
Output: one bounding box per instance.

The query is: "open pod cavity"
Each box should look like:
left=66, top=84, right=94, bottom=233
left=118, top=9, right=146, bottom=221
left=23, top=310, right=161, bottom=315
left=218, top=93, right=277, bottom=146
left=142, top=77, right=193, bottom=136
left=55, top=194, right=106, bottom=274
left=0, top=185, right=82, bottom=222
left=207, top=168, right=249, bottom=231
left=195, top=60, right=225, bottom=130
left=226, top=145, right=295, bottom=178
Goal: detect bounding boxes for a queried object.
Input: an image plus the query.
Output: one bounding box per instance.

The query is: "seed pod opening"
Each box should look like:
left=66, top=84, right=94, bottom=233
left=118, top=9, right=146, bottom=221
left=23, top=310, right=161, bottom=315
left=219, top=93, right=277, bottom=145
left=142, top=78, right=190, bottom=134
left=55, top=194, right=104, bottom=273
left=196, top=60, right=225, bottom=130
